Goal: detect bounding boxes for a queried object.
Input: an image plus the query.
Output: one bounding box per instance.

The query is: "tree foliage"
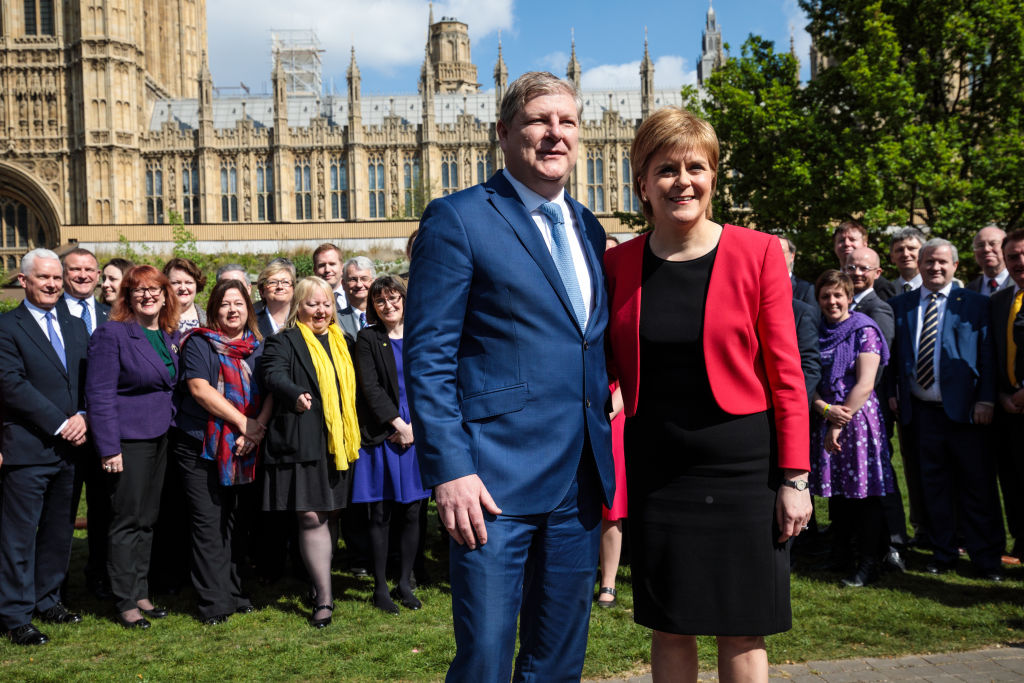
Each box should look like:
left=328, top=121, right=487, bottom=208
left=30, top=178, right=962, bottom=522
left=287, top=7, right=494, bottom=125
left=694, top=0, right=1024, bottom=277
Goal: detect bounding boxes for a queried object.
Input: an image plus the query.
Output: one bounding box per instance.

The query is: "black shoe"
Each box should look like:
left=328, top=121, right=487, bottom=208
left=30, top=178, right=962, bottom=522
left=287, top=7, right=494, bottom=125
left=842, top=559, right=879, bottom=588
left=116, top=614, right=151, bottom=630
left=391, top=587, right=421, bottom=611
left=351, top=567, right=369, bottom=579
left=7, top=623, right=49, bottom=645
left=139, top=606, right=168, bottom=619
left=926, top=561, right=955, bottom=575
left=202, top=614, right=230, bottom=626
left=235, top=605, right=255, bottom=615
left=883, top=548, right=907, bottom=573
left=37, top=603, right=83, bottom=624
left=595, top=586, right=618, bottom=608
left=978, top=568, right=1004, bottom=582
left=309, top=603, right=334, bottom=628
left=372, top=593, right=399, bottom=615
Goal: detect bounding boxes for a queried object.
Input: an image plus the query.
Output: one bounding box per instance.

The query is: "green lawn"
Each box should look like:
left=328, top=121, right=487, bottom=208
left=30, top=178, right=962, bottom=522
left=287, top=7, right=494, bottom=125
left=1, top=449, right=1021, bottom=681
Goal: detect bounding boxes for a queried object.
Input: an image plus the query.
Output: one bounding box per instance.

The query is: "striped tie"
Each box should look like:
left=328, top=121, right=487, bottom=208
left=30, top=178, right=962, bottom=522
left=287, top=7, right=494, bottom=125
left=916, top=293, right=940, bottom=389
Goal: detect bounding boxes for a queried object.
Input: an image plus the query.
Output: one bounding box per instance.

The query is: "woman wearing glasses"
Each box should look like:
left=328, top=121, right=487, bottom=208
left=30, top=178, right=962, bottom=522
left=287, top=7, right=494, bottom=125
left=86, top=265, right=180, bottom=629
left=254, top=260, right=296, bottom=338
left=352, top=276, right=430, bottom=614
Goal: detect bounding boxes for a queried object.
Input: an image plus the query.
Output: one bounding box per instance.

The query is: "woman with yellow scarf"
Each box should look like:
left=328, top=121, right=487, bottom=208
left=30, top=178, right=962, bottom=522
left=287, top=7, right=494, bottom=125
left=261, top=276, right=361, bottom=628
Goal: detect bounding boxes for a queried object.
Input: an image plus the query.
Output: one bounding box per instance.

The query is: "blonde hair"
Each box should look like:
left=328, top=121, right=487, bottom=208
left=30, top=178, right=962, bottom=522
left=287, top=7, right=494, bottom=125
left=287, top=276, right=338, bottom=329
left=630, top=107, right=720, bottom=223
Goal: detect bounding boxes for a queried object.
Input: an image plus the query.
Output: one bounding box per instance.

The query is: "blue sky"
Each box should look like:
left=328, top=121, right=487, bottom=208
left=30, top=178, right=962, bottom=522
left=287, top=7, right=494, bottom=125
left=206, top=0, right=812, bottom=97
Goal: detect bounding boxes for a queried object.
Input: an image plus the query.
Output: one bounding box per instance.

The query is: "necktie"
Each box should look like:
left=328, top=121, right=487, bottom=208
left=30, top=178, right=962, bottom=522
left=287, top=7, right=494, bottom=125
left=46, top=311, right=67, bottom=369
left=989, top=278, right=999, bottom=295
left=359, top=311, right=367, bottom=329
left=79, top=298, right=93, bottom=335
left=1008, top=290, right=1023, bottom=387
left=903, top=283, right=913, bottom=293
left=335, top=291, right=344, bottom=311
left=916, top=293, right=940, bottom=389
left=538, top=202, right=586, bottom=330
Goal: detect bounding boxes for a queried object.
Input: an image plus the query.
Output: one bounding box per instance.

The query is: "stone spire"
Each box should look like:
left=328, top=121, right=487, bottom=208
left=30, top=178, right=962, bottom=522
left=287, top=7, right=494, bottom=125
left=198, top=50, right=213, bottom=126
left=697, top=0, right=724, bottom=86
left=566, top=29, right=581, bottom=92
left=346, top=46, right=361, bottom=103
left=640, top=29, right=654, bottom=120
left=494, top=32, right=508, bottom=110
left=421, top=39, right=436, bottom=141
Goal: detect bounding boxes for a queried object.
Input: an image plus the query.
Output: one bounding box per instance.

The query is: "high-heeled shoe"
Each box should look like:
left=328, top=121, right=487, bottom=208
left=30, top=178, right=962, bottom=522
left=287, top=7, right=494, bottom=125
left=391, top=587, right=421, bottom=611
left=309, top=603, right=333, bottom=629
left=372, top=592, right=399, bottom=615
left=116, top=613, right=151, bottom=630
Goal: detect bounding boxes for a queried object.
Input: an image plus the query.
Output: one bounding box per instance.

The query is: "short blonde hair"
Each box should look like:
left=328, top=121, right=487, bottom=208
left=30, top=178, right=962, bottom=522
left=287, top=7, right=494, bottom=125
left=630, top=107, right=720, bottom=224
left=256, top=261, right=297, bottom=299
left=287, top=276, right=338, bottom=329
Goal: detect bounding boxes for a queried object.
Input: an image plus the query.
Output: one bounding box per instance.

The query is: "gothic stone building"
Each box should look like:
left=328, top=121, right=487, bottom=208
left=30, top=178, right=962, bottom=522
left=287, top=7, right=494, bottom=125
left=0, top=1, right=716, bottom=268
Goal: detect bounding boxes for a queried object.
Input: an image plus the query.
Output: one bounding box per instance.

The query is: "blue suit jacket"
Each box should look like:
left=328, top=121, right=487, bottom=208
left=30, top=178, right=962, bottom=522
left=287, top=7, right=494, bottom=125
left=0, top=302, right=89, bottom=466
left=888, top=286, right=995, bottom=424
left=404, top=173, right=615, bottom=515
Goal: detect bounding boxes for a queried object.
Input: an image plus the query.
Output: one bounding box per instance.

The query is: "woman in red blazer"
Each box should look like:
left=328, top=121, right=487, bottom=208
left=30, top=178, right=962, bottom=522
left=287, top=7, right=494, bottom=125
left=604, top=108, right=811, bottom=682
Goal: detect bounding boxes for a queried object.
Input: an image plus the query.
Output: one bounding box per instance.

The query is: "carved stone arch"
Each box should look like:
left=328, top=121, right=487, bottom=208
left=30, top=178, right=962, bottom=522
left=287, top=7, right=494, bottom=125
left=0, top=161, right=62, bottom=271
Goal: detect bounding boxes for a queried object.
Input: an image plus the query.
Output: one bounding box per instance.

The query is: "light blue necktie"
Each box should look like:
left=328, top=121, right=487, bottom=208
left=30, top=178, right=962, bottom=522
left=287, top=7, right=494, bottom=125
left=79, top=298, right=93, bottom=335
left=46, top=311, right=67, bottom=369
left=538, top=202, right=587, bottom=330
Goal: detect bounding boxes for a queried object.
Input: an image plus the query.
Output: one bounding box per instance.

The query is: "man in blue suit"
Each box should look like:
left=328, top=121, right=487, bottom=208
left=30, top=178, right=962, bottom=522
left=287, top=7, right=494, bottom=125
left=405, top=72, right=614, bottom=681
left=887, top=238, right=1004, bottom=580
left=0, top=249, right=90, bottom=644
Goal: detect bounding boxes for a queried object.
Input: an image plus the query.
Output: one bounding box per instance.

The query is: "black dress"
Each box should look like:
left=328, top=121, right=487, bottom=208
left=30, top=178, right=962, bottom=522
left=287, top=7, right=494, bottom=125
left=624, top=239, right=791, bottom=636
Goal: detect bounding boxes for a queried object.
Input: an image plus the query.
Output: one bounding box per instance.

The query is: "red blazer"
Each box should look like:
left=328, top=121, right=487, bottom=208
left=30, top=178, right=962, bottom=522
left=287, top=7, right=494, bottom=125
left=604, top=225, right=810, bottom=470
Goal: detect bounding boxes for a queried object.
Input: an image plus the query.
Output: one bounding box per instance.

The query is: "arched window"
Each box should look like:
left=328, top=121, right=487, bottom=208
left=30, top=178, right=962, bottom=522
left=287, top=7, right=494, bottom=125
left=367, top=155, right=384, bottom=218
left=220, top=160, right=238, bottom=222
left=23, top=1, right=55, bottom=36
left=403, top=154, right=421, bottom=217
left=181, top=161, right=200, bottom=224
left=441, top=152, right=458, bottom=196
left=294, top=159, right=312, bottom=220
left=330, top=157, right=349, bottom=219
left=145, top=161, right=164, bottom=224
left=587, top=150, right=605, bottom=212
left=256, top=159, right=274, bottom=221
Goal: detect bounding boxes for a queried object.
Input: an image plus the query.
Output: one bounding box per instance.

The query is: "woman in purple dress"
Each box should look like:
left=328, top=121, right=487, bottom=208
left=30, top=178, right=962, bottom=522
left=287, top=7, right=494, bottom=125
left=353, top=275, right=430, bottom=614
left=810, top=270, right=894, bottom=587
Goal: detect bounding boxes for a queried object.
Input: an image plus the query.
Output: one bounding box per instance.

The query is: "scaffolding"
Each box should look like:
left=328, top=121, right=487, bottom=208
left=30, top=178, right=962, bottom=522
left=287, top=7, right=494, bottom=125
left=270, top=29, right=325, bottom=95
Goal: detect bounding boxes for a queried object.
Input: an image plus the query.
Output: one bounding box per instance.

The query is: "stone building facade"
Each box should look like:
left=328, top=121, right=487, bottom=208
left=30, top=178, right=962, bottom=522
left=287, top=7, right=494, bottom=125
left=0, top=1, right=712, bottom=268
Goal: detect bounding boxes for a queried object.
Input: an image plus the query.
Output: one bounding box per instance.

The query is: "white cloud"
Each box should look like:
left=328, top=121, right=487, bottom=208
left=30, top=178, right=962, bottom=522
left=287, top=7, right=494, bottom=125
left=581, top=56, right=695, bottom=90
left=536, top=51, right=570, bottom=74
left=782, top=0, right=812, bottom=80
left=206, top=0, right=514, bottom=92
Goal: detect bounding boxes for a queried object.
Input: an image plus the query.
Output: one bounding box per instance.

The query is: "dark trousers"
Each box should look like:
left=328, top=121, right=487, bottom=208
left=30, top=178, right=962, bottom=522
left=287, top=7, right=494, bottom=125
left=446, top=465, right=601, bottom=683
left=896, top=419, right=928, bottom=541
left=108, top=436, right=167, bottom=613
left=994, top=410, right=1024, bottom=553
left=911, top=400, right=1004, bottom=570
left=71, top=448, right=112, bottom=584
left=173, top=432, right=252, bottom=620
left=149, top=441, right=191, bottom=593
left=0, top=459, right=76, bottom=630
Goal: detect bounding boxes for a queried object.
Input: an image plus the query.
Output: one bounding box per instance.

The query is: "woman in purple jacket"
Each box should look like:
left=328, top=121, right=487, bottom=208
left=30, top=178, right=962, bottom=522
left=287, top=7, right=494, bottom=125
left=86, top=265, right=180, bottom=629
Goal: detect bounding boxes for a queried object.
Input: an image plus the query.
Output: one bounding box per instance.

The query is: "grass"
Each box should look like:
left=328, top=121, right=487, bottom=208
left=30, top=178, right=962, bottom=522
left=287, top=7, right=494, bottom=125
left=1, top=449, right=1021, bottom=681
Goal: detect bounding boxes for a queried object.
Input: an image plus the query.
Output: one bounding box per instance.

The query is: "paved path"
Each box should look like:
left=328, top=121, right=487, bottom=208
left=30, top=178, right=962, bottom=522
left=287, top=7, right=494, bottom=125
left=590, top=643, right=1024, bottom=682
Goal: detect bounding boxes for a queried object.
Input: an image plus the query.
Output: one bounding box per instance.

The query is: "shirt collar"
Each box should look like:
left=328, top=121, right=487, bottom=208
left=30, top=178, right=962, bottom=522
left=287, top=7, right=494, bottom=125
left=853, top=287, right=874, bottom=304
left=992, top=269, right=1010, bottom=286
left=502, top=168, right=566, bottom=213
left=897, top=273, right=922, bottom=289
left=920, top=281, right=954, bottom=301
left=24, top=298, right=55, bottom=321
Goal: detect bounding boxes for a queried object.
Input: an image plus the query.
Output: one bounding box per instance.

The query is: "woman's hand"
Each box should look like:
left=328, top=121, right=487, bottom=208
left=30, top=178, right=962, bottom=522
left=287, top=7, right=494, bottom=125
left=234, top=435, right=256, bottom=457
left=237, top=416, right=266, bottom=442
left=102, top=453, right=124, bottom=474
left=295, top=392, right=313, bottom=413
left=824, top=404, right=853, bottom=427
left=387, top=418, right=415, bottom=449
left=776, top=483, right=813, bottom=543
left=825, top=425, right=842, bottom=453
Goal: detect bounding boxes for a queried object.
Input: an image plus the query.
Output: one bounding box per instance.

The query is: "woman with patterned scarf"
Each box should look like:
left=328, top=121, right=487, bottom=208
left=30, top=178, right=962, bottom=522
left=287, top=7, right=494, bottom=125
left=810, top=270, right=894, bottom=588
left=172, top=278, right=273, bottom=625
left=261, top=276, right=361, bottom=628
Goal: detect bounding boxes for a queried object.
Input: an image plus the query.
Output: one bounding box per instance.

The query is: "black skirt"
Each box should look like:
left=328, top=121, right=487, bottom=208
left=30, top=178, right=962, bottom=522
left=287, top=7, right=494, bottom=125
left=262, top=455, right=351, bottom=513
left=624, top=409, right=791, bottom=636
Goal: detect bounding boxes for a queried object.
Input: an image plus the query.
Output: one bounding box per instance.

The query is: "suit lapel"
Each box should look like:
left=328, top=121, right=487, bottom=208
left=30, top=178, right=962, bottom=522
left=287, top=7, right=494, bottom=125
left=127, top=321, right=172, bottom=384
left=15, top=304, right=67, bottom=375
left=566, top=195, right=604, bottom=339
left=484, top=174, right=584, bottom=335
left=377, top=328, right=400, bottom=400
left=286, top=327, right=320, bottom=388
left=55, top=302, right=86, bottom=369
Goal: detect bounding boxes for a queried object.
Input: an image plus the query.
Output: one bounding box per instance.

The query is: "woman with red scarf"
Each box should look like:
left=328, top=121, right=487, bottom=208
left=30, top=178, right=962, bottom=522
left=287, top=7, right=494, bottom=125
left=172, top=279, right=272, bottom=625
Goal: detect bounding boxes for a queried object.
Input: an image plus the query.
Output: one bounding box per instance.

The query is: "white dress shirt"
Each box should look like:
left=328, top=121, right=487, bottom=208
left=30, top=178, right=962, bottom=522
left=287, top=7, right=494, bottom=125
left=981, top=269, right=1010, bottom=297
left=850, top=287, right=874, bottom=311
left=501, top=169, right=593, bottom=325
left=894, top=273, right=922, bottom=292
left=911, top=282, right=954, bottom=402
left=63, top=292, right=97, bottom=333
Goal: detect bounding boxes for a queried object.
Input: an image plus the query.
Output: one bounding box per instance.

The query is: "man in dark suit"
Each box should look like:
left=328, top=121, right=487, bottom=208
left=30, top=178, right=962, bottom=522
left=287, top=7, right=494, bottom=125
left=405, top=72, right=614, bottom=681
left=780, top=236, right=817, bottom=309
left=312, top=243, right=348, bottom=319
left=834, top=220, right=897, bottom=301
left=887, top=238, right=1004, bottom=580
left=844, top=246, right=908, bottom=569
left=991, top=229, right=1024, bottom=559
left=337, top=256, right=376, bottom=343
left=57, top=247, right=113, bottom=600
left=0, top=249, right=90, bottom=645
left=967, top=226, right=1012, bottom=296
left=889, top=227, right=925, bottom=294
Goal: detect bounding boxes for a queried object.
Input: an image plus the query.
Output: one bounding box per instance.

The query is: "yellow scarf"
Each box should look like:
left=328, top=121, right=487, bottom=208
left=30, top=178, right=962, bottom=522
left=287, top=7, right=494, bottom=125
left=297, top=322, right=361, bottom=470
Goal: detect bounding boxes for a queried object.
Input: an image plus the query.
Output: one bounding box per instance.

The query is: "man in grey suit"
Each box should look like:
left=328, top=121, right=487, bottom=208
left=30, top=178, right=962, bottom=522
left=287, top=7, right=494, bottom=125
left=844, top=246, right=909, bottom=569
left=336, top=256, right=376, bottom=343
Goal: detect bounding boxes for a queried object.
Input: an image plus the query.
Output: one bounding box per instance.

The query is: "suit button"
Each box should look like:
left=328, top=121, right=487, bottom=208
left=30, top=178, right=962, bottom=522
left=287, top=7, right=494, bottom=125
left=583, top=342, right=589, bottom=350
left=586, top=398, right=591, bottom=408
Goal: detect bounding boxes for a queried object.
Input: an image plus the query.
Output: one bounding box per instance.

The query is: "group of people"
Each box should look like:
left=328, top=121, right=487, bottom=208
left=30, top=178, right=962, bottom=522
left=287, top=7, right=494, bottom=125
left=0, top=241, right=431, bottom=643
left=782, top=219, right=1020, bottom=590
left=0, top=68, right=1016, bottom=683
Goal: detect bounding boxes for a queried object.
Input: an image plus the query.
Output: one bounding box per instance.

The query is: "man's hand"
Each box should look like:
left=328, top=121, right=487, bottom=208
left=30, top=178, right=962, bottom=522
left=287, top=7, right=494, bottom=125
left=973, top=402, right=994, bottom=425
left=60, top=414, right=88, bottom=446
left=1000, top=393, right=1021, bottom=414
left=888, top=396, right=899, bottom=416
left=434, top=474, right=502, bottom=550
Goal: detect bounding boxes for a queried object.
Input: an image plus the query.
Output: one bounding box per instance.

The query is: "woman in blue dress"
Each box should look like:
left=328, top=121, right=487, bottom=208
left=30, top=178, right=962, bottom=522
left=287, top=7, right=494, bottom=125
left=810, top=270, right=894, bottom=587
left=353, top=275, right=430, bottom=614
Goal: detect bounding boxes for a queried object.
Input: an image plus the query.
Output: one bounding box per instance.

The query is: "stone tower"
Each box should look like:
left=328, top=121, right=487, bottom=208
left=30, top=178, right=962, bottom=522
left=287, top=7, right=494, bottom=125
left=697, top=0, right=724, bottom=86
left=427, top=7, right=480, bottom=93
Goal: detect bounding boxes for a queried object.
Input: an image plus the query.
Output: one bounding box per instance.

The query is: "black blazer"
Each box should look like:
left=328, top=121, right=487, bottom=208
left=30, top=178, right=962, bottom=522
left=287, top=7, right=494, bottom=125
left=354, top=325, right=401, bottom=447
left=873, top=275, right=898, bottom=302
left=852, top=290, right=895, bottom=353
left=994, top=286, right=1022, bottom=396
left=792, top=298, right=821, bottom=409
left=55, top=296, right=110, bottom=330
left=261, top=327, right=331, bottom=465
left=0, top=302, right=89, bottom=465
left=253, top=302, right=279, bottom=340
left=792, top=275, right=817, bottom=310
